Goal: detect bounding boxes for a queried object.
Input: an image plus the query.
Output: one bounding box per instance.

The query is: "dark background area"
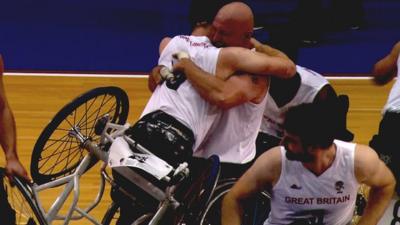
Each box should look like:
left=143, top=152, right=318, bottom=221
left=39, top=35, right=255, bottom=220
left=0, top=0, right=399, bottom=74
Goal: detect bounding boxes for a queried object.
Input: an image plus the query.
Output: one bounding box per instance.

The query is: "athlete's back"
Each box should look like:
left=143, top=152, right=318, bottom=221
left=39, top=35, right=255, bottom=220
left=142, top=35, right=221, bottom=150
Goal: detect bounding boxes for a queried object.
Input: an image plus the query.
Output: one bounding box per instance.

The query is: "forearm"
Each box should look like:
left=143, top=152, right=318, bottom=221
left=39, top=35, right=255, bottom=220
left=358, top=184, right=395, bottom=224
left=373, top=41, right=400, bottom=84
left=221, top=191, right=244, bottom=225
left=251, top=38, right=291, bottom=59
left=0, top=106, right=18, bottom=161
left=178, top=59, right=240, bottom=108
left=148, top=66, right=163, bottom=92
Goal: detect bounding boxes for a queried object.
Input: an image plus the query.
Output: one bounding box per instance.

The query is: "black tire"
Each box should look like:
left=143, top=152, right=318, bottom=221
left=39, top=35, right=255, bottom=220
left=182, top=155, right=221, bottom=224
left=101, top=202, right=153, bottom=225
left=200, top=179, right=271, bottom=225
left=1, top=168, right=47, bottom=225
left=31, top=86, right=129, bottom=185
left=101, top=202, right=120, bottom=225
left=103, top=156, right=220, bottom=225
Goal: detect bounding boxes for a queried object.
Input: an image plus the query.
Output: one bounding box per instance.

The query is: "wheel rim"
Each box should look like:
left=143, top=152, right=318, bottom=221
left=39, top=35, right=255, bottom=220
left=31, top=87, right=129, bottom=184
left=2, top=171, right=47, bottom=225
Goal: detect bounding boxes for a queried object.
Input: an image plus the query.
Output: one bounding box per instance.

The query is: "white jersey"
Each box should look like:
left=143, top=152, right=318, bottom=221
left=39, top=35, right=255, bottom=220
left=265, top=140, right=360, bottom=225
left=141, top=35, right=222, bottom=150
left=383, top=54, right=400, bottom=113
left=194, top=92, right=268, bottom=163
left=260, top=65, right=329, bottom=138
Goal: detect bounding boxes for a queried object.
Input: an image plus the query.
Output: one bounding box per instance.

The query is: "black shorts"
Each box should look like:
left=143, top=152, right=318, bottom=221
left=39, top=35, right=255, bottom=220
left=111, top=110, right=195, bottom=222
left=369, top=111, right=400, bottom=193
left=125, top=110, right=195, bottom=167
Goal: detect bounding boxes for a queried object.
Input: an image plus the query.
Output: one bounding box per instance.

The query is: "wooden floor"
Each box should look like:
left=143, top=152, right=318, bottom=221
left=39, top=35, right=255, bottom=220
left=0, top=75, right=394, bottom=224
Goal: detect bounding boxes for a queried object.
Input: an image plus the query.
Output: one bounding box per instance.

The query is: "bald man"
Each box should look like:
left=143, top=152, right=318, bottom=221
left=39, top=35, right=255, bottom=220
left=210, top=1, right=254, bottom=48
left=114, top=3, right=295, bottom=224
left=173, top=3, right=294, bottom=176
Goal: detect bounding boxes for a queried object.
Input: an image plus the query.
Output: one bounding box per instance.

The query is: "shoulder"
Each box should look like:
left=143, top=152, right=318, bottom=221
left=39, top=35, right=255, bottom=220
left=354, top=143, right=380, bottom=163
left=354, top=143, right=381, bottom=182
left=159, top=37, right=172, bottom=54
left=252, top=146, right=282, bottom=181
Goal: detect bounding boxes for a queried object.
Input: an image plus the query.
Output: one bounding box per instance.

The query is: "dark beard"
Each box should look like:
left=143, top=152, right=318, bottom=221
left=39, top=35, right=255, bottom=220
left=285, top=150, right=313, bottom=163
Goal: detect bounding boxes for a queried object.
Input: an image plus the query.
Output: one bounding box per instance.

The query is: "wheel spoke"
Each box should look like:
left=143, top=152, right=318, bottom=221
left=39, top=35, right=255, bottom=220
left=31, top=87, right=129, bottom=184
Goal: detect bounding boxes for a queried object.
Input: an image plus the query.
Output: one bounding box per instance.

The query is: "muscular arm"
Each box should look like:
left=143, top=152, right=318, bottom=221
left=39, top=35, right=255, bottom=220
left=222, top=147, right=281, bottom=225
left=355, top=145, right=395, bottom=225
left=373, top=41, right=400, bottom=85
left=251, top=38, right=292, bottom=60
left=148, top=65, right=163, bottom=92
left=0, top=56, right=30, bottom=181
left=218, top=46, right=296, bottom=80
left=172, top=44, right=295, bottom=108
left=147, top=37, right=172, bottom=92
left=174, top=58, right=267, bottom=109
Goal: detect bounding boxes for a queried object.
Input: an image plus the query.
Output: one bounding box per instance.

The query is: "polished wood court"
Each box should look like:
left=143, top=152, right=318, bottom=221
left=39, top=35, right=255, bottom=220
left=0, top=74, right=394, bottom=224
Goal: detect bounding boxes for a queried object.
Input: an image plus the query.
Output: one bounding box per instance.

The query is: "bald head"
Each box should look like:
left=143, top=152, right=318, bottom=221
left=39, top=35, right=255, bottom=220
left=211, top=2, right=254, bottom=48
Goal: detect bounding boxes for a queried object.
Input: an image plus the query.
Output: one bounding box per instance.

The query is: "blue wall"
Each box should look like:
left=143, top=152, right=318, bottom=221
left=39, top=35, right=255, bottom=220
left=0, top=0, right=399, bottom=73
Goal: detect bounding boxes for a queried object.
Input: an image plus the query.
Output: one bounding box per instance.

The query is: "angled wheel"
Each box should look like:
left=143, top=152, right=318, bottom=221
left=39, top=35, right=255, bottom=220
left=101, top=201, right=153, bottom=225
left=1, top=168, right=47, bottom=225
left=200, top=179, right=270, bottom=225
left=31, top=86, right=129, bottom=185
left=101, top=202, right=120, bottom=225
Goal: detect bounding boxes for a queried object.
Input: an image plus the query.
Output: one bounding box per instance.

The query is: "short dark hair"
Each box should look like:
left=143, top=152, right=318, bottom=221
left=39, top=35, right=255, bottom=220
left=188, top=0, right=221, bottom=29
left=283, top=102, right=340, bottom=148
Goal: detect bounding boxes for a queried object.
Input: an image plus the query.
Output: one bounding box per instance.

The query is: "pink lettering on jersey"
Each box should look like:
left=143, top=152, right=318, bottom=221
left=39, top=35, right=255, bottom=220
left=285, top=195, right=350, bottom=205
left=178, top=35, right=210, bottom=49
left=316, top=195, right=351, bottom=204
left=285, top=197, right=314, bottom=205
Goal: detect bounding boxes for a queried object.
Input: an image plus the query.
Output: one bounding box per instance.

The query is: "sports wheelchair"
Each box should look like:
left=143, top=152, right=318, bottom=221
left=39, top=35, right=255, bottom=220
left=2, top=86, right=366, bottom=225
left=3, top=86, right=220, bottom=225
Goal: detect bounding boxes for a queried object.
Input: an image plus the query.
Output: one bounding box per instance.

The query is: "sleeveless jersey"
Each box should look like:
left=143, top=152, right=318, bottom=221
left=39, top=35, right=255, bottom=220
left=383, top=54, right=400, bottom=113
left=265, top=140, right=360, bottom=225
left=260, top=65, right=329, bottom=138
left=141, top=35, right=221, bottom=151
left=194, top=90, right=268, bottom=164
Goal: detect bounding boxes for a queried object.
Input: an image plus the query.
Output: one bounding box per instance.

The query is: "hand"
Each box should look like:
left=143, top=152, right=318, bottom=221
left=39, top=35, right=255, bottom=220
left=250, top=38, right=262, bottom=51
left=160, top=66, right=174, bottom=80
left=172, top=58, right=194, bottom=75
left=172, top=51, right=190, bottom=60
left=373, top=73, right=394, bottom=86
left=5, top=157, right=31, bottom=182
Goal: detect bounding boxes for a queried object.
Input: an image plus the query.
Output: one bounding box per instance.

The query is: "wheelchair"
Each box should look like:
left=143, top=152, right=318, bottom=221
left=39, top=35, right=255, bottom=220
left=8, top=86, right=220, bottom=225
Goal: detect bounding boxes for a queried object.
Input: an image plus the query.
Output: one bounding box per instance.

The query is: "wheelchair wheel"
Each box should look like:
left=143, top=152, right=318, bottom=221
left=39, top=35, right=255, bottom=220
left=200, top=179, right=271, bottom=225
left=181, top=155, right=221, bottom=224
left=101, top=202, right=120, bottom=225
left=101, top=202, right=154, bottom=225
left=31, top=86, right=129, bottom=185
left=1, top=168, right=47, bottom=225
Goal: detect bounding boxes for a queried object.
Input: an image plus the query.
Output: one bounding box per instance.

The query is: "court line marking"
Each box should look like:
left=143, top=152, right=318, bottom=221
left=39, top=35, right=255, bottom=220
left=3, top=72, right=376, bottom=80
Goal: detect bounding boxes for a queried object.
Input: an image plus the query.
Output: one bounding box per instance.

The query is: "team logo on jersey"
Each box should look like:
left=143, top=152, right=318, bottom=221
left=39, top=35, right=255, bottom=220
left=129, top=155, right=148, bottom=163
left=335, top=181, right=344, bottom=194
left=290, top=184, right=302, bottom=190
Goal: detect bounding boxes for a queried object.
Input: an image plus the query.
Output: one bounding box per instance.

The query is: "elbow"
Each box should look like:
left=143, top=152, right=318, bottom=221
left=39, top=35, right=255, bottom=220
left=214, top=95, right=233, bottom=110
